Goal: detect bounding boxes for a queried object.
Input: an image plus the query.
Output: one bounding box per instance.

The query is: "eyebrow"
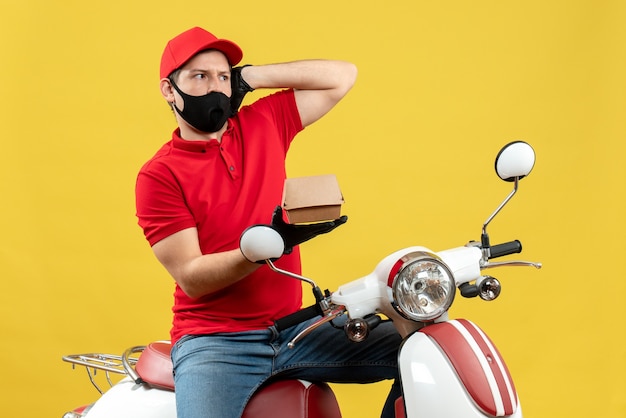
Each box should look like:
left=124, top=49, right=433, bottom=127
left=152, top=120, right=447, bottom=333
left=187, top=68, right=230, bottom=75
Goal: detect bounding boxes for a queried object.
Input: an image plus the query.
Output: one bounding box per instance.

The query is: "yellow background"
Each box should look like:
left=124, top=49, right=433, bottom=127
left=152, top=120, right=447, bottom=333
left=1, top=0, right=625, bottom=416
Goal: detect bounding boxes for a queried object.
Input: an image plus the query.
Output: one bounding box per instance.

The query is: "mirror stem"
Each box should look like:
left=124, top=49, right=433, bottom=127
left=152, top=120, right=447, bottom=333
left=482, top=176, right=520, bottom=238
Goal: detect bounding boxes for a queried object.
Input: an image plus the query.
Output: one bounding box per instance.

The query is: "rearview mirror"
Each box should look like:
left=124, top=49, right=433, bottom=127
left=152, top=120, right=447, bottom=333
left=495, top=141, right=536, bottom=182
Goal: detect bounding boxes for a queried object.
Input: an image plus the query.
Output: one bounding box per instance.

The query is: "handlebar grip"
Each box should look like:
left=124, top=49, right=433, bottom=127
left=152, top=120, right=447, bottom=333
left=273, top=304, right=321, bottom=332
left=490, top=240, right=522, bottom=259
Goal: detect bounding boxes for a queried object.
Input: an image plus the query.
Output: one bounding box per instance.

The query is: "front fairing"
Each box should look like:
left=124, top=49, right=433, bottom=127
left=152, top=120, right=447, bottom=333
left=331, top=245, right=483, bottom=338
left=332, top=246, right=435, bottom=318
left=331, top=262, right=422, bottom=338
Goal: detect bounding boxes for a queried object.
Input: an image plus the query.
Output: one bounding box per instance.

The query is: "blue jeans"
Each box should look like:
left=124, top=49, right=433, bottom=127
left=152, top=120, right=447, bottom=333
left=171, top=317, right=402, bottom=418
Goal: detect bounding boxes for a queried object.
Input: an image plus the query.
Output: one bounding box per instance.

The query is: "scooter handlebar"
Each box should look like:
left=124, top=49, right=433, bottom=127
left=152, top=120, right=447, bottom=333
left=489, top=240, right=522, bottom=259
left=273, top=304, right=321, bottom=332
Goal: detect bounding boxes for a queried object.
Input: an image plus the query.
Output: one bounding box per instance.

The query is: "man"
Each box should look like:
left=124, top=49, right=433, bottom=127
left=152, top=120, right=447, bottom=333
left=135, top=26, right=401, bottom=418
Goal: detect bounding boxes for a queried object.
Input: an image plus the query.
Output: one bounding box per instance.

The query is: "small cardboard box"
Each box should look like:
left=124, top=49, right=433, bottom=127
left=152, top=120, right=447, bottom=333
left=282, top=174, right=344, bottom=224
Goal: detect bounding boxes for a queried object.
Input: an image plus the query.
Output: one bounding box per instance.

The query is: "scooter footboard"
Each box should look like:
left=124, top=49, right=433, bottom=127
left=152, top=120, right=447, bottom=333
left=398, top=319, right=521, bottom=417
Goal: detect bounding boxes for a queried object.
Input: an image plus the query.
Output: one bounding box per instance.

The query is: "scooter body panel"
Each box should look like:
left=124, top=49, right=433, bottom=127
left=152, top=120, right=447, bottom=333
left=84, top=377, right=175, bottom=418
left=399, top=319, right=522, bottom=417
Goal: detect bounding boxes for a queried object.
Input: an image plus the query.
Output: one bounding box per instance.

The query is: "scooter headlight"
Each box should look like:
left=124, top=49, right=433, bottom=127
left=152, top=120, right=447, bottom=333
left=391, top=252, right=456, bottom=322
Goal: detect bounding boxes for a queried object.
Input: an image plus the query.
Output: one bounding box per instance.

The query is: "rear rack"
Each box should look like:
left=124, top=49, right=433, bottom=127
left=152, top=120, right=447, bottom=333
left=63, top=348, right=144, bottom=394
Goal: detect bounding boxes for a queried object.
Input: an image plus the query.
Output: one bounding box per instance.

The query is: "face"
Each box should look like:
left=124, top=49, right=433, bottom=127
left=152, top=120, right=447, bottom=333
left=160, top=50, right=234, bottom=138
left=177, top=50, right=232, bottom=95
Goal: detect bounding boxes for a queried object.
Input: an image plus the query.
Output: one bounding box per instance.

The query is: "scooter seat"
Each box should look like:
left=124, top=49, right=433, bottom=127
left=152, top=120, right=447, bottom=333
left=135, top=341, right=175, bottom=390
left=135, top=341, right=342, bottom=418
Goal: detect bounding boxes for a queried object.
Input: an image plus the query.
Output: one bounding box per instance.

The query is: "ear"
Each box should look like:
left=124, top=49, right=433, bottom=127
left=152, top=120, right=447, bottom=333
left=160, top=78, right=175, bottom=103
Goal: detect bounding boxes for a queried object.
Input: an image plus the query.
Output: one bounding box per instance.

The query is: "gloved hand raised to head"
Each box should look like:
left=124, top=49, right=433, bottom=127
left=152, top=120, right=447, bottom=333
left=230, top=65, right=254, bottom=115
left=240, top=206, right=348, bottom=263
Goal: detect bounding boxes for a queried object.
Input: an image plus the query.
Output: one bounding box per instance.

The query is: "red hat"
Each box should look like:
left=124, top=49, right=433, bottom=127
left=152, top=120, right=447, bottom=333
left=159, top=27, right=243, bottom=79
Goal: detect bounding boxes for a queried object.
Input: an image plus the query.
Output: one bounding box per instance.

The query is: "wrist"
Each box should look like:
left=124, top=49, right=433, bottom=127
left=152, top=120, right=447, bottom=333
left=238, top=64, right=254, bottom=91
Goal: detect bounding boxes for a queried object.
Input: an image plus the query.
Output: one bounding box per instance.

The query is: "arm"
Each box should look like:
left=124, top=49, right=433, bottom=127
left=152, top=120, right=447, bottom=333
left=238, top=60, right=357, bottom=127
left=151, top=227, right=261, bottom=299
left=152, top=209, right=348, bottom=299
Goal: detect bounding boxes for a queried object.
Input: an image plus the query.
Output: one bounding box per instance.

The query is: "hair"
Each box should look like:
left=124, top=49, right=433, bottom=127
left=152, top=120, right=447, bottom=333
left=168, top=69, right=182, bottom=84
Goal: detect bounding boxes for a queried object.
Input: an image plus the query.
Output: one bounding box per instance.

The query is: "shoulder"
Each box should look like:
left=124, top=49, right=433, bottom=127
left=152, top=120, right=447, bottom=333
left=236, top=89, right=302, bottom=135
left=139, top=140, right=174, bottom=171
left=136, top=141, right=181, bottom=192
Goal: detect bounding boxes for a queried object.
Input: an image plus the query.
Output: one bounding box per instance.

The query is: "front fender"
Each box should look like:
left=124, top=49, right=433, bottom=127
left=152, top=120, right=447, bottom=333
left=399, top=319, right=521, bottom=417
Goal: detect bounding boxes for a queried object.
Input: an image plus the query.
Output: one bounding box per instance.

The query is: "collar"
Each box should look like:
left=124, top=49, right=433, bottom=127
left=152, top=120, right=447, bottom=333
left=171, top=128, right=223, bottom=153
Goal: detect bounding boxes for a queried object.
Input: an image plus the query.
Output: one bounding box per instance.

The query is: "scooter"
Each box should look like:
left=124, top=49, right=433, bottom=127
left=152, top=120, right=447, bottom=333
left=63, top=140, right=540, bottom=418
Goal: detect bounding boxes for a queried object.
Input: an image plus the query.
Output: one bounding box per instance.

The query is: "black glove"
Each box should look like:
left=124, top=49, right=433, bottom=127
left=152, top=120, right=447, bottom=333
left=269, top=206, right=348, bottom=255
left=230, top=65, right=254, bottom=115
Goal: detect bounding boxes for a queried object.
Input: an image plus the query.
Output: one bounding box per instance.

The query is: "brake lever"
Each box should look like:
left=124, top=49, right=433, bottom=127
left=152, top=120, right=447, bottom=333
left=287, top=305, right=346, bottom=349
left=482, top=260, right=542, bottom=269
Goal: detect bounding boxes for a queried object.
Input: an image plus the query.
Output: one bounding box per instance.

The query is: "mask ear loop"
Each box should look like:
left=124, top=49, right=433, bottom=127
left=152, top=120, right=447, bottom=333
left=168, top=78, right=185, bottom=113
left=166, top=76, right=179, bottom=111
